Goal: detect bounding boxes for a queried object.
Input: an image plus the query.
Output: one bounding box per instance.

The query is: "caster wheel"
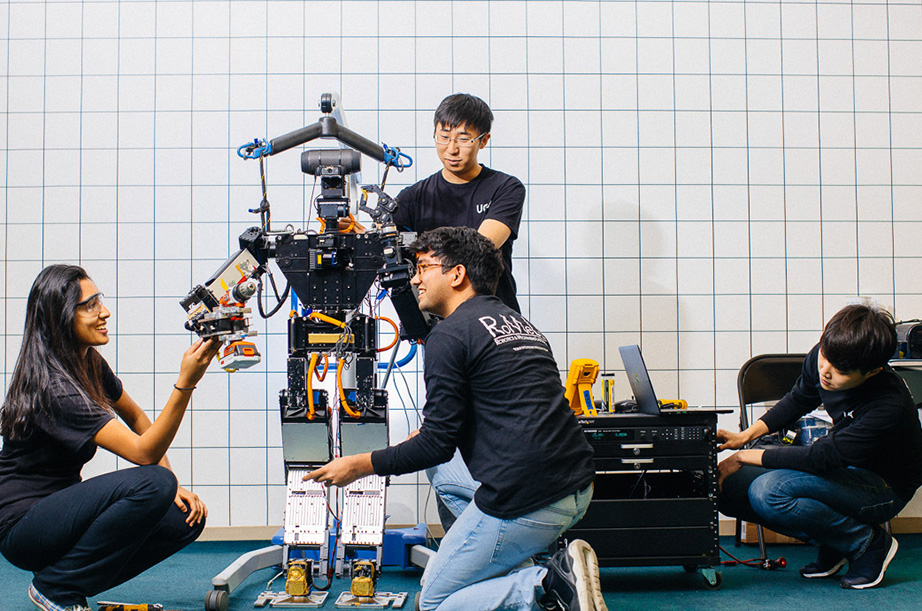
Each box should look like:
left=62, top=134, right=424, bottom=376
left=205, top=589, right=229, bottom=611
left=703, top=571, right=723, bottom=590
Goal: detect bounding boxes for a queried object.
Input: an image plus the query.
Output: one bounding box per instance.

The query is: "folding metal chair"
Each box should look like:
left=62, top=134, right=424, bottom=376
left=733, top=353, right=806, bottom=560
left=890, top=361, right=922, bottom=410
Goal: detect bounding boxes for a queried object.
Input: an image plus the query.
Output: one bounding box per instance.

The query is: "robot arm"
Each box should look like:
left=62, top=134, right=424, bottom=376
left=239, top=93, right=410, bottom=171
left=179, top=247, right=260, bottom=339
left=184, top=93, right=429, bottom=374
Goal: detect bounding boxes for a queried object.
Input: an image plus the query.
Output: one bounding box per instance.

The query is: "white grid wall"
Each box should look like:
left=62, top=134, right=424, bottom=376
left=2, top=0, right=921, bottom=529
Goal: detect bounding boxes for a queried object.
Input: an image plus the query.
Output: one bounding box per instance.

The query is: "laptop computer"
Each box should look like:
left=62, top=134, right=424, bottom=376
left=618, top=344, right=687, bottom=415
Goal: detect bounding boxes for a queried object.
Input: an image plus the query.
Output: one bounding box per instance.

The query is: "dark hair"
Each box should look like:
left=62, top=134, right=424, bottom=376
left=433, top=93, right=493, bottom=136
left=820, top=304, right=897, bottom=374
left=410, top=226, right=503, bottom=297
left=1, top=264, right=111, bottom=440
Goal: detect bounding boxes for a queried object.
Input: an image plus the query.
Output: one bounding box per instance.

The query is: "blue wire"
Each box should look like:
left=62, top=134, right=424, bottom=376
left=378, top=341, right=417, bottom=369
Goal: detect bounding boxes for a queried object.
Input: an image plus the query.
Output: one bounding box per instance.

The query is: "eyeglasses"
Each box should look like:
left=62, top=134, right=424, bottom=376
left=433, top=133, right=487, bottom=148
left=76, top=293, right=105, bottom=315
left=414, top=262, right=444, bottom=277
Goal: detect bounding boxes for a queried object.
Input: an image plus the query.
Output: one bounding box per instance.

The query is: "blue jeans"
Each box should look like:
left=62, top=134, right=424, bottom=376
left=426, top=449, right=479, bottom=519
left=722, top=466, right=905, bottom=560
left=422, top=454, right=593, bottom=611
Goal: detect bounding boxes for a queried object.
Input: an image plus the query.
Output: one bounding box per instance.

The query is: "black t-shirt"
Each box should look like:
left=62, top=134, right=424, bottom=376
left=760, top=344, right=922, bottom=501
left=394, top=166, right=526, bottom=312
left=371, top=295, right=595, bottom=519
left=0, top=359, right=122, bottom=537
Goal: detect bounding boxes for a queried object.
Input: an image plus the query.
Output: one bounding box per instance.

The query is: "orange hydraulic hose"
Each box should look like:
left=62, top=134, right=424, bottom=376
left=337, top=359, right=362, bottom=418
left=316, top=214, right=358, bottom=234
left=306, top=352, right=319, bottom=420
left=376, top=316, right=399, bottom=353
left=309, top=311, right=346, bottom=328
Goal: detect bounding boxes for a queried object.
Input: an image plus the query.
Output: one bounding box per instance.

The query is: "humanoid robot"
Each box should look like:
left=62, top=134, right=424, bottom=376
left=182, top=94, right=430, bottom=610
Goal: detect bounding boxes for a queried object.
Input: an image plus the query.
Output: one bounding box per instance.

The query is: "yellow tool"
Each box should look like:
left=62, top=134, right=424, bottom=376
left=285, top=559, right=313, bottom=597
left=564, top=359, right=599, bottom=417
left=660, top=399, right=688, bottom=410
left=350, top=560, right=378, bottom=600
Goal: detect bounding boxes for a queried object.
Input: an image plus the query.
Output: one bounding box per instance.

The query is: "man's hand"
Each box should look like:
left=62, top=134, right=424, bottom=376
left=717, top=453, right=744, bottom=491
left=717, top=449, right=765, bottom=491
left=303, top=453, right=374, bottom=488
left=717, top=420, right=769, bottom=451
left=717, top=429, right=749, bottom=451
left=175, top=485, right=208, bottom=526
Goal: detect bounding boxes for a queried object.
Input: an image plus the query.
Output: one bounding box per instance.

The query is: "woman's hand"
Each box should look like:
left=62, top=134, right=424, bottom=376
left=175, top=485, right=208, bottom=526
left=176, top=338, right=222, bottom=389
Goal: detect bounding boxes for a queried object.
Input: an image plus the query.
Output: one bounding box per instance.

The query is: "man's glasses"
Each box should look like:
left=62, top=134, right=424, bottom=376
left=414, top=262, right=444, bottom=277
left=433, top=133, right=487, bottom=148
left=76, top=293, right=104, bottom=315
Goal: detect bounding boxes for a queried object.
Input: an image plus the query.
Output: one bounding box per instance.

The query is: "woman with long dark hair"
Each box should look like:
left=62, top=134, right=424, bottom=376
left=0, top=264, right=221, bottom=611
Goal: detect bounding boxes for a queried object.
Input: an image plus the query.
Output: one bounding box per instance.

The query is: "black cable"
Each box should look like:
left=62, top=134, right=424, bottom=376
left=256, top=269, right=290, bottom=319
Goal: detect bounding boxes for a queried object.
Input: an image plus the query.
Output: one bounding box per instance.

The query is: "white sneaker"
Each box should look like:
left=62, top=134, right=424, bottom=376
left=28, top=584, right=92, bottom=611
left=540, top=539, right=608, bottom=611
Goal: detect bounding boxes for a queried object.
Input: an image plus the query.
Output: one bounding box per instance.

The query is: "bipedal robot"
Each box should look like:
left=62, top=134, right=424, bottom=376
left=182, top=94, right=431, bottom=610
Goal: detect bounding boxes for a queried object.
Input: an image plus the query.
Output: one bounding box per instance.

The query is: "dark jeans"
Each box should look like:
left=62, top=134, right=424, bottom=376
left=0, top=466, right=204, bottom=606
left=719, top=465, right=905, bottom=559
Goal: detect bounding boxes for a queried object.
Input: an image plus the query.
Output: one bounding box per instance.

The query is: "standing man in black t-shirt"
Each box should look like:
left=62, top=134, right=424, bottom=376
left=304, top=227, right=606, bottom=611
left=394, top=93, right=527, bottom=534
left=394, top=93, right=525, bottom=312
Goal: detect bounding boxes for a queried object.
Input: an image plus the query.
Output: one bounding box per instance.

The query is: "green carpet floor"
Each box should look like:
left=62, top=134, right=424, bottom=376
left=2, top=535, right=921, bottom=610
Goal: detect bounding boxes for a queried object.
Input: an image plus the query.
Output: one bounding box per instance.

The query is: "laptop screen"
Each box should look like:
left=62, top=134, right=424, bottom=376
left=619, top=344, right=661, bottom=415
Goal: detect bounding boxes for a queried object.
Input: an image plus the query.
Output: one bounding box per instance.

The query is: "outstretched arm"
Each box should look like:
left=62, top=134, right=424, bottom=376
left=717, top=419, right=770, bottom=451
left=94, top=338, right=220, bottom=466
left=303, top=453, right=375, bottom=488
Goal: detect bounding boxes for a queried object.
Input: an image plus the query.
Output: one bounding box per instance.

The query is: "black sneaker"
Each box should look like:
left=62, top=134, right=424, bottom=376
left=840, top=529, right=898, bottom=590
left=539, top=539, right=607, bottom=611
left=799, top=545, right=847, bottom=579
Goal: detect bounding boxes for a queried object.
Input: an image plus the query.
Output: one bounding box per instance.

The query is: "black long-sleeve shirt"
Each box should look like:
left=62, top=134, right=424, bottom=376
left=760, top=344, right=922, bottom=501
left=371, top=295, right=595, bottom=519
